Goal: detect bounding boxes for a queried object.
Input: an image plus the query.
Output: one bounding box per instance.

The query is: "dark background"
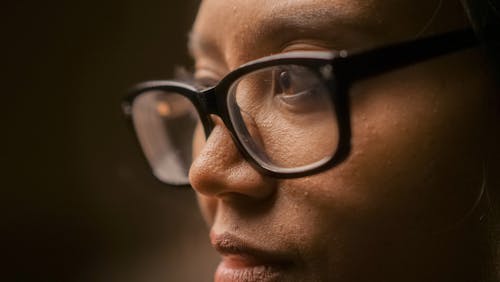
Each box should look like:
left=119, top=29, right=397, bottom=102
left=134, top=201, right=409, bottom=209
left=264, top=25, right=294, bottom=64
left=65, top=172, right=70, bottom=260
left=3, top=1, right=218, bottom=281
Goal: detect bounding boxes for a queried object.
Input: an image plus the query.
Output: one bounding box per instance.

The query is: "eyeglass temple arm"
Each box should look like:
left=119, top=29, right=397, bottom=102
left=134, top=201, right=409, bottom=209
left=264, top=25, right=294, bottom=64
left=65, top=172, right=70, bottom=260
left=335, top=29, right=479, bottom=81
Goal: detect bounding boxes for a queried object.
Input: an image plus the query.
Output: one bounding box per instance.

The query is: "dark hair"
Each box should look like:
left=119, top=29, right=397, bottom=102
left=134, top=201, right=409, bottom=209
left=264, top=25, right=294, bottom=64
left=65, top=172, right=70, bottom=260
left=461, top=0, right=500, bottom=76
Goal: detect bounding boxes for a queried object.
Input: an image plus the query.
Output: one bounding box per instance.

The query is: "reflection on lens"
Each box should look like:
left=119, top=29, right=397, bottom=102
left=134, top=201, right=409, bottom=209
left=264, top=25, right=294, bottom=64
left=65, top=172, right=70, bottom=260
left=227, top=64, right=339, bottom=171
left=156, top=101, right=171, bottom=117
left=131, top=91, right=200, bottom=185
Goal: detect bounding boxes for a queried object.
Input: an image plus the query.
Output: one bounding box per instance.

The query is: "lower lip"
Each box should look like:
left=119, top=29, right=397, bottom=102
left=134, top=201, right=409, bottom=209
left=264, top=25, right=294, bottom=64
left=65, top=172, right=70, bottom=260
left=214, top=256, right=287, bottom=282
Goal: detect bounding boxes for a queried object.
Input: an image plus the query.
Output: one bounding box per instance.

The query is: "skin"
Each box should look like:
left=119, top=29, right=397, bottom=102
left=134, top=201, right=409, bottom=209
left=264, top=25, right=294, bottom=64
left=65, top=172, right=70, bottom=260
left=187, top=0, right=500, bottom=281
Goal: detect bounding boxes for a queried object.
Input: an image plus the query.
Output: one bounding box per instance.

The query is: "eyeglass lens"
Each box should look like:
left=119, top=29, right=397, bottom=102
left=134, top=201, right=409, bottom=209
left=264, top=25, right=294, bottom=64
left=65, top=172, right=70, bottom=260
left=131, top=90, right=202, bottom=184
left=227, top=64, right=340, bottom=170
left=131, top=64, right=340, bottom=184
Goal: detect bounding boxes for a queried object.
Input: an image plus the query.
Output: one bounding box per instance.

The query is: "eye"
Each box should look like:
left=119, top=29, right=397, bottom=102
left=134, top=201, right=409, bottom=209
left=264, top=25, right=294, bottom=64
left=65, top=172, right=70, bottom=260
left=275, top=65, right=325, bottom=97
left=274, top=66, right=322, bottom=104
left=175, top=66, right=220, bottom=89
left=276, top=67, right=314, bottom=96
left=278, top=70, right=292, bottom=93
left=194, top=76, right=219, bottom=89
left=270, top=65, right=333, bottom=113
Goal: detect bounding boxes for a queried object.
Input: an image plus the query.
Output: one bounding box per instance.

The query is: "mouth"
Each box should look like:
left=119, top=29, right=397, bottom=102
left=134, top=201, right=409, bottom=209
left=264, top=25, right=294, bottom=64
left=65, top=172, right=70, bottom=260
left=211, top=232, right=295, bottom=282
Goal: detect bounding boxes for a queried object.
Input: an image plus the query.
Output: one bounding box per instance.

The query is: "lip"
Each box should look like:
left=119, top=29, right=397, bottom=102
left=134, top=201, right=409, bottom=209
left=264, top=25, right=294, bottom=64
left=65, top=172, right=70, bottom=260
left=211, top=232, right=294, bottom=282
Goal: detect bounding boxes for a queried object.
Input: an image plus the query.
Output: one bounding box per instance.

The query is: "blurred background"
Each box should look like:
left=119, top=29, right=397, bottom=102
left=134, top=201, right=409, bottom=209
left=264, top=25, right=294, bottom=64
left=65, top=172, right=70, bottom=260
left=3, top=1, right=219, bottom=281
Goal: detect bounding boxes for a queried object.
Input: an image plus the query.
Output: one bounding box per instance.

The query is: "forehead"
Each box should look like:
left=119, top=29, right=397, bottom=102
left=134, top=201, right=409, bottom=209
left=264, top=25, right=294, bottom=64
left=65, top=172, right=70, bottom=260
left=190, top=0, right=467, bottom=68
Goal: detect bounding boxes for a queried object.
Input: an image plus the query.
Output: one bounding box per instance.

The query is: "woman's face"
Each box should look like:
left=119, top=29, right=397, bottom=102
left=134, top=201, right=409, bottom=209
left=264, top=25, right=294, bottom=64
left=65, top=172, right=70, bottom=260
left=188, top=0, right=497, bottom=281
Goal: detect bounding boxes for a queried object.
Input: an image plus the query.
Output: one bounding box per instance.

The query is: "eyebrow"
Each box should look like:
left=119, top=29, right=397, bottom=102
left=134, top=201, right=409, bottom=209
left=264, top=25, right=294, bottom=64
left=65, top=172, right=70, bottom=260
left=261, top=4, right=378, bottom=49
left=187, top=31, right=212, bottom=59
left=187, top=31, right=196, bottom=58
left=187, top=3, right=376, bottom=60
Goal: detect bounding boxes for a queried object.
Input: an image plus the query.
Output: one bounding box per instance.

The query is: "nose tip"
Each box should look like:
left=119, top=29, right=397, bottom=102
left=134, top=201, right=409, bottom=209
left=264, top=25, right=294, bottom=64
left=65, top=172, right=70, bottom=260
left=188, top=117, right=276, bottom=200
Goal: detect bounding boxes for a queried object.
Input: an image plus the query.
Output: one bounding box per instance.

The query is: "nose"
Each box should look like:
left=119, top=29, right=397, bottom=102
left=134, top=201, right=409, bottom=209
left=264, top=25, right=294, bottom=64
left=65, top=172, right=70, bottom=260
left=188, top=116, right=276, bottom=200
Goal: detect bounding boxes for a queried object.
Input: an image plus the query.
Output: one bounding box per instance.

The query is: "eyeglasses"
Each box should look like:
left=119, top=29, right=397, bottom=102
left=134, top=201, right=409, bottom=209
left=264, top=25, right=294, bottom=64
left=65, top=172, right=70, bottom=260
left=122, top=29, right=478, bottom=187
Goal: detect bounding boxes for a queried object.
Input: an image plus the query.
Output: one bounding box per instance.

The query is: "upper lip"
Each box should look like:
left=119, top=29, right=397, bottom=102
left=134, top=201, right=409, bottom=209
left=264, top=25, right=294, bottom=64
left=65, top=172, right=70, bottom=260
left=210, top=232, right=295, bottom=266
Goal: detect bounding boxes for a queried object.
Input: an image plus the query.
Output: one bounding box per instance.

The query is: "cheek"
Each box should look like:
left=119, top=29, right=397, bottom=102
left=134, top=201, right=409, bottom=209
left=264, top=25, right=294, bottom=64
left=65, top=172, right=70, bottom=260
left=278, top=58, right=488, bottom=266
left=342, top=65, right=485, bottom=232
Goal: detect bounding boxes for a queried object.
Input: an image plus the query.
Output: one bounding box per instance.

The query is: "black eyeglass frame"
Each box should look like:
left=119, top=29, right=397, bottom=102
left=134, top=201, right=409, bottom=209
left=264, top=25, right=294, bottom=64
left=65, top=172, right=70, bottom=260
left=122, top=29, right=479, bottom=187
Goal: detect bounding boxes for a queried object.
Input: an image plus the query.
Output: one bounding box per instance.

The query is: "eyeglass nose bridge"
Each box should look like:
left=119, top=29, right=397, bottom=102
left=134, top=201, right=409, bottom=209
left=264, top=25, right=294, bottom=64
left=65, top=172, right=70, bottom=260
left=195, top=85, right=256, bottom=155
left=199, top=87, right=218, bottom=115
left=195, top=83, right=272, bottom=176
left=196, top=86, right=222, bottom=137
